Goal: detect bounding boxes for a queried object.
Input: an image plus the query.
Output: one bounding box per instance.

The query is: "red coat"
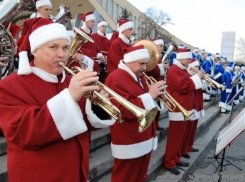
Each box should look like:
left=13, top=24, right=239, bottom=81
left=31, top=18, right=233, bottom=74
left=146, top=58, right=165, bottom=81
left=166, top=61, right=203, bottom=121
left=107, top=34, right=132, bottom=74
left=105, top=62, right=158, bottom=159
left=110, top=31, right=119, bottom=44
left=91, top=31, right=110, bottom=54
left=0, top=67, right=114, bottom=182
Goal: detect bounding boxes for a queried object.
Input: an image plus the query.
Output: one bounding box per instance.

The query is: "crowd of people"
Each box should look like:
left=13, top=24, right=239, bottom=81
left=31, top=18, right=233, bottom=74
left=0, top=0, right=244, bottom=181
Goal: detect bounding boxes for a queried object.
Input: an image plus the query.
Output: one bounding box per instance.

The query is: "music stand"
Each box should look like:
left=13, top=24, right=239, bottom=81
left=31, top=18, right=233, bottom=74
left=213, top=108, right=245, bottom=181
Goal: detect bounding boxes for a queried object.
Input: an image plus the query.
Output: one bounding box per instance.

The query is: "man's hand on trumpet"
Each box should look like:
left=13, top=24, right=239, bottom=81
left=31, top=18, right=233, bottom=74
left=68, top=69, right=99, bottom=102
left=149, top=80, right=167, bottom=99
left=197, top=70, right=205, bottom=79
left=72, top=53, right=85, bottom=62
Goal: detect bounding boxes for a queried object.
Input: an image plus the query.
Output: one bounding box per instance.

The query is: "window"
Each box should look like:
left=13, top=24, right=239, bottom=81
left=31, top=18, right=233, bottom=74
left=114, top=3, right=118, bottom=23
left=107, top=25, right=113, bottom=33
left=109, top=0, right=113, bottom=17
left=119, top=6, right=123, bottom=19
left=97, top=0, right=102, bottom=4
left=103, top=0, right=108, bottom=11
left=133, top=16, right=136, bottom=27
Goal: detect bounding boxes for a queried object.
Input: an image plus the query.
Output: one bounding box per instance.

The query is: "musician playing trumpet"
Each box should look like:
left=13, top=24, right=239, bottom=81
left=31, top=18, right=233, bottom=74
left=164, top=48, right=204, bottom=175
left=0, top=18, right=115, bottom=182
left=105, top=45, right=166, bottom=182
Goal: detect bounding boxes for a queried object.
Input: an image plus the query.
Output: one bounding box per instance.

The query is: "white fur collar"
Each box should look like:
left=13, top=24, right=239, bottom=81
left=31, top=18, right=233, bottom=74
left=118, top=33, right=131, bottom=45
left=30, top=12, right=43, bottom=19
left=97, top=29, right=106, bottom=37
left=31, top=67, right=66, bottom=83
left=173, top=59, right=187, bottom=70
left=118, top=61, right=138, bottom=82
left=81, top=22, right=93, bottom=35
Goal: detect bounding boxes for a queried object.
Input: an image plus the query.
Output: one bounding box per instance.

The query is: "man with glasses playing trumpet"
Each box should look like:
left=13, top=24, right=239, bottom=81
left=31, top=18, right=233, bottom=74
left=0, top=18, right=116, bottom=182
left=105, top=45, right=166, bottom=182
left=164, top=48, right=204, bottom=175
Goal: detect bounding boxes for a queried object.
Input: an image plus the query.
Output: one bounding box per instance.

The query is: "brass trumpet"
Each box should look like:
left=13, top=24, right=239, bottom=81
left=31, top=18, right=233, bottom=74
left=143, top=73, right=194, bottom=121
left=62, top=28, right=158, bottom=132
left=190, top=67, right=226, bottom=91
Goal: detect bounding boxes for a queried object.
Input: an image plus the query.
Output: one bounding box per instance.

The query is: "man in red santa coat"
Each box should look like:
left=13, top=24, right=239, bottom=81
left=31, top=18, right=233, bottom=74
left=107, top=19, right=134, bottom=74
left=17, top=0, right=52, bottom=47
left=146, top=38, right=169, bottom=130
left=0, top=18, right=115, bottom=182
left=180, top=58, right=207, bottom=159
left=105, top=45, right=166, bottom=182
left=164, top=48, right=204, bottom=175
left=92, top=20, right=111, bottom=83
left=79, top=11, right=104, bottom=72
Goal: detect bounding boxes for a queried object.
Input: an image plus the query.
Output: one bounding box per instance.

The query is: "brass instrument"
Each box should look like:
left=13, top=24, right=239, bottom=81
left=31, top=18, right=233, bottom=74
left=232, top=74, right=241, bottom=87
left=0, top=0, right=36, bottom=79
left=143, top=73, right=194, bottom=121
left=49, top=4, right=72, bottom=23
left=190, top=67, right=226, bottom=91
left=161, top=42, right=178, bottom=64
left=134, top=40, right=160, bottom=72
left=63, top=28, right=158, bottom=132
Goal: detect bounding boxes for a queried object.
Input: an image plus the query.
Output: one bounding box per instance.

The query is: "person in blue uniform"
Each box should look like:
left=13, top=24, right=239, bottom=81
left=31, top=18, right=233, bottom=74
left=219, top=62, right=233, bottom=113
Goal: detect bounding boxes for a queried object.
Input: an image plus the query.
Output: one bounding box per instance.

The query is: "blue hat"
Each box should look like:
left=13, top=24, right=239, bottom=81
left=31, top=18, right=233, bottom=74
left=207, top=53, right=212, bottom=57
left=227, top=62, right=234, bottom=71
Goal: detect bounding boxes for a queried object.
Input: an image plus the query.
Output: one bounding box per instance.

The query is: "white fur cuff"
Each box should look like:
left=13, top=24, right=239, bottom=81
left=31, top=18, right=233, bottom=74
left=190, top=74, right=203, bottom=90
left=138, top=93, right=156, bottom=110
left=226, top=88, right=232, bottom=93
left=47, top=89, right=87, bottom=140
left=17, top=51, right=32, bottom=75
left=168, top=110, right=194, bottom=121
left=157, top=63, right=165, bottom=76
left=96, top=53, right=104, bottom=59
left=85, top=99, right=116, bottom=128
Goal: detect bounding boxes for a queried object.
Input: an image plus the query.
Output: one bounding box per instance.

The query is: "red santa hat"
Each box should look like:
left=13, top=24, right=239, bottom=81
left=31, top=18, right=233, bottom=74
left=97, top=20, right=107, bottom=28
left=123, top=45, right=149, bottom=63
left=176, top=48, right=192, bottom=60
left=189, top=58, right=199, bottom=68
left=152, top=38, right=164, bottom=46
left=80, top=11, right=96, bottom=22
left=117, top=19, right=134, bottom=33
left=18, top=18, right=70, bottom=75
left=35, top=0, right=52, bottom=9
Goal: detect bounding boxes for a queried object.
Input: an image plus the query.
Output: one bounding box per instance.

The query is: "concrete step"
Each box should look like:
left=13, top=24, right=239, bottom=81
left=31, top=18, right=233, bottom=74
left=0, top=155, right=7, bottom=182
left=0, top=137, right=6, bottom=156
left=93, top=102, right=219, bottom=182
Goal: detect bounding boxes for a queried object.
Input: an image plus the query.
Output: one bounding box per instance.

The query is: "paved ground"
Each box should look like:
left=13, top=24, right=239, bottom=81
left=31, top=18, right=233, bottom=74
left=147, top=103, right=245, bottom=182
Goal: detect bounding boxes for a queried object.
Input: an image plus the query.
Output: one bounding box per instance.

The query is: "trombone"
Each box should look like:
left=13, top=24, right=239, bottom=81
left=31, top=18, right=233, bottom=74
left=61, top=28, right=158, bottom=132
left=143, top=73, right=194, bottom=121
left=189, top=67, right=226, bottom=91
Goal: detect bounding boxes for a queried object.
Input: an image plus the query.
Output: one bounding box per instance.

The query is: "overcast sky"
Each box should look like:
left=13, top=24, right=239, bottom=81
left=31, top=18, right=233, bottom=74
left=128, top=0, right=245, bottom=55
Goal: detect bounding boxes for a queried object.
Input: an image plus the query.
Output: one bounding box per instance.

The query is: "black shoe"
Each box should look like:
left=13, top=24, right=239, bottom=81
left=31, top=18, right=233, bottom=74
left=156, top=127, right=164, bottom=131
left=168, top=167, right=180, bottom=175
left=204, top=99, right=211, bottom=102
left=191, top=148, right=199, bottom=152
left=177, top=161, right=189, bottom=167
left=181, top=154, right=191, bottom=158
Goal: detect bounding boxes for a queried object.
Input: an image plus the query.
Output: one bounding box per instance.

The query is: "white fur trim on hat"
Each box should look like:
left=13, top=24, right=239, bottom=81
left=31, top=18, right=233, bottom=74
left=189, top=60, right=199, bottom=68
left=124, top=49, right=149, bottom=63
left=67, top=30, right=75, bottom=38
left=36, top=0, right=52, bottom=9
left=214, top=54, right=221, bottom=58
left=153, top=39, right=164, bottom=46
left=241, top=66, right=245, bottom=70
left=85, top=14, right=96, bottom=22
left=97, top=21, right=107, bottom=28
left=118, top=21, right=134, bottom=33
left=235, top=66, right=240, bottom=70
left=176, top=52, right=192, bottom=60
left=29, top=23, right=71, bottom=53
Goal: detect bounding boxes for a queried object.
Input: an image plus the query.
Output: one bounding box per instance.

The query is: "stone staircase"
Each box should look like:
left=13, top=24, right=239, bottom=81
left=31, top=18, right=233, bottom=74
left=0, top=99, right=220, bottom=182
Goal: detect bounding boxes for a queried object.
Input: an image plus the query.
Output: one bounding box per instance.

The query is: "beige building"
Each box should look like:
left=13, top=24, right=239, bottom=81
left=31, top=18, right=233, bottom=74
left=20, top=0, right=193, bottom=48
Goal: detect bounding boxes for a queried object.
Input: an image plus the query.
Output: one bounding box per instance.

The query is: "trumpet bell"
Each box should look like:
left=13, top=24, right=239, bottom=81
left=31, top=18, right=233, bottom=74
left=138, top=107, right=158, bottom=132
left=134, top=40, right=160, bottom=72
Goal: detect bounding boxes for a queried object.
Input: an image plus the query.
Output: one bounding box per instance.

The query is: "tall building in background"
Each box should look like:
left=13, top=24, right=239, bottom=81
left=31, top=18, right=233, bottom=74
left=221, top=32, right=236, bottom=61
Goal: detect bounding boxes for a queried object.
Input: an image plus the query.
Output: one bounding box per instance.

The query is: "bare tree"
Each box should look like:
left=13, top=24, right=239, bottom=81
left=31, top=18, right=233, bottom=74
left=235, top=37, right=245, bottom=61
left=138, top=7, right=173, bottom=43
